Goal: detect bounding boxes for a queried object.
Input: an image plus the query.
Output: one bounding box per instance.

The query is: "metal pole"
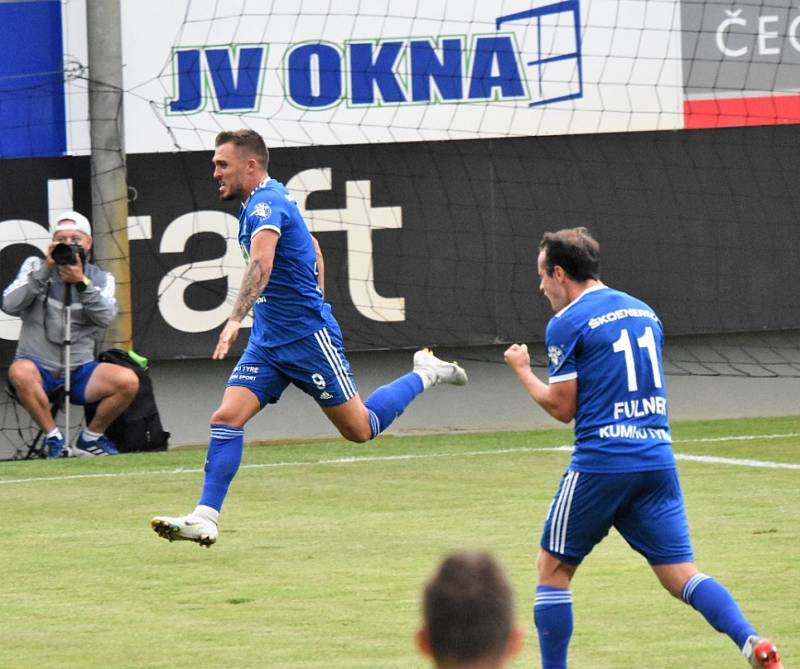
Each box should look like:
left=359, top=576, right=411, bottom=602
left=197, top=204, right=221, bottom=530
left=62, top=283, right=72, bottom=452
left=87, top=0, right=132, bottom=350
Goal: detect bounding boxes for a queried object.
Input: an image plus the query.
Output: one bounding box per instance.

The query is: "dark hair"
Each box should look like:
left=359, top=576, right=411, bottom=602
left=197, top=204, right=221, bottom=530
left=539, top=226, right=600, bottom=281
left=215, top=129, right=269, bottom=170
left=423, top=551, right=514, bottom=664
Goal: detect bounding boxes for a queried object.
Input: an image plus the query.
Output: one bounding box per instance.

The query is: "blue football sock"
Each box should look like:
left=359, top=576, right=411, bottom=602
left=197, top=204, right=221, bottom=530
left=363, top=372, right=424, bottom=438
left=534, top=586, right=573, bottom=669
left=198, top=424, right=244, bottom=511
left=681, top=573, right=757, bottom=649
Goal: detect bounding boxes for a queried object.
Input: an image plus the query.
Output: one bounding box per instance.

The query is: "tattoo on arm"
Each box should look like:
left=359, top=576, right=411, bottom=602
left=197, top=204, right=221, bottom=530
left=231, top=258, right=269, bottom=321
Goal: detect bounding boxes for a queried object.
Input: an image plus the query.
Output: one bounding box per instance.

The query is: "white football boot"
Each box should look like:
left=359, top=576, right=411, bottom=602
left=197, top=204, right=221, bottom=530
left=413, top=348, right=468, bottom=387
left=151, top=509, right=218, bottom=547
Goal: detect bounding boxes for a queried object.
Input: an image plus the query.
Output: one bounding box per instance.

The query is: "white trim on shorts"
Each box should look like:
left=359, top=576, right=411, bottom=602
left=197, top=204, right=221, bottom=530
left=313, top=327, right=357, bottom=401
left=549, top=470, right=580, bottom=555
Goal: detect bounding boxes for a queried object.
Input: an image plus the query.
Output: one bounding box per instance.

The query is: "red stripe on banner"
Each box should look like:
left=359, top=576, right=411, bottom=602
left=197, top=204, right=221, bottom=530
left=684, top=94, right=800, bottom=129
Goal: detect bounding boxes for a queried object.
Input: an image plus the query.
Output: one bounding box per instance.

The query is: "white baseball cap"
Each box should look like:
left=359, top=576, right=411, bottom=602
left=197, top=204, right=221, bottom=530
left=51, top=211, right=92, bottom=238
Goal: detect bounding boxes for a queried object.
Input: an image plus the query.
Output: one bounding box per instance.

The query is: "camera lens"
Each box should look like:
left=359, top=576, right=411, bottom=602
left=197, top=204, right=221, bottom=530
left=52, top=243, right=78, bottom=266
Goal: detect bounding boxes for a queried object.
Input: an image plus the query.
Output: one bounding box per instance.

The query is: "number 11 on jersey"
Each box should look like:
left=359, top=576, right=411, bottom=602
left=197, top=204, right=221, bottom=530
left=612, top=326, right=663, bottom=392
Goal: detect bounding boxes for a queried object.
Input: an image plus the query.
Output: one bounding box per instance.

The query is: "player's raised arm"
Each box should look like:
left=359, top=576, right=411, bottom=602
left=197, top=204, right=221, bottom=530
left=504, top=343, right=577, bottom=423
left=213, top=228, right=278, bottom=360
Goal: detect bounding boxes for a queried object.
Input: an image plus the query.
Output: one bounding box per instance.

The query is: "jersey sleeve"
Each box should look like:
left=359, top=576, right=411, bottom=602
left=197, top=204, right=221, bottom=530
left=245, top=192, right=288, bottom=239
left=545, top=316, right=581, bottom=383
left=1, top=256, right=48, bottom=315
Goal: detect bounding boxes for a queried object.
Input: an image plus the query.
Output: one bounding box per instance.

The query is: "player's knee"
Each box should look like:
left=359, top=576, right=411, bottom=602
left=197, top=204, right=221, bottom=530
left=210, top=407, right=247, bottom=428
left=535, top=552, right=554, bottom=580
left=339, top=424, right=372, bottom=443
left=653, top=563, right=697, bottom=599
left=536, top=549, right=575, bottom=586
left=657, top=575, right=685, bottom=599
left=210, top=407, right=232, bottom=425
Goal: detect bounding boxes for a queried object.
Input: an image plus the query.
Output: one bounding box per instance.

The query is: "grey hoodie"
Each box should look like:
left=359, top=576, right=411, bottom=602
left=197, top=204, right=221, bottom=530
left=2, top=256, right=117, bottom=375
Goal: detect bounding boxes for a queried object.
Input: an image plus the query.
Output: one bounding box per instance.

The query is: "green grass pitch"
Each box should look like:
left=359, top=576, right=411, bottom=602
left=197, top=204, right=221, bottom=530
left=0, top=416, right=797, bottom=668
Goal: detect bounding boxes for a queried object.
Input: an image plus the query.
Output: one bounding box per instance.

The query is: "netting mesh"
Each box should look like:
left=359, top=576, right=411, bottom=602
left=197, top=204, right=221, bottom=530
left=2, top=1, right=800, bottom=459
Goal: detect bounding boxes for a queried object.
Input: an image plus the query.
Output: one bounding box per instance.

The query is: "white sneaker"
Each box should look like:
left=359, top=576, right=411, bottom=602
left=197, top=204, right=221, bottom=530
left=413, top=348, right=468, bottom=387
left=151, top=513, right=218, bottom=547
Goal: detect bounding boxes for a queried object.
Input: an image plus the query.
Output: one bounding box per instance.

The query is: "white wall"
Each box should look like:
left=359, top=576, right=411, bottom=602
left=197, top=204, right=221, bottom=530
left=149, top=344, right=800, bottom=448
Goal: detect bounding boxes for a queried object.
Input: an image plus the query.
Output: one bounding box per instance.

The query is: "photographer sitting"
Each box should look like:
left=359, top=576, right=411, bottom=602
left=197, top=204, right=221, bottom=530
left=1, top=211, right=138, bottom=457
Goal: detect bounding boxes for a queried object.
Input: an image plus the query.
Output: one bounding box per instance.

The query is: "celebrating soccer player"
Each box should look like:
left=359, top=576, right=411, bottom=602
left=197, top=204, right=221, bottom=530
left=503, top=227, right=782, bottom=669
left=151, top=129, right=467, bottom=546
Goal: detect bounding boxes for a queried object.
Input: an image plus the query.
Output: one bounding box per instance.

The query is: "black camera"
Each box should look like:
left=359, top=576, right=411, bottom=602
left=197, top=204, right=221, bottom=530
left=52, top=242, right=86, bottom=267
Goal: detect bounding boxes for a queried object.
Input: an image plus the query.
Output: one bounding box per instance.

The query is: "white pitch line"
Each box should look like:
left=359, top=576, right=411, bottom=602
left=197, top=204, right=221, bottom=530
left=0, top=448, right=568, bottom=485
left=674, top=432, right=800, bottom=444
left=676, top=454, right=800, bottom=469
left=1, top=433, right=798, bottom=486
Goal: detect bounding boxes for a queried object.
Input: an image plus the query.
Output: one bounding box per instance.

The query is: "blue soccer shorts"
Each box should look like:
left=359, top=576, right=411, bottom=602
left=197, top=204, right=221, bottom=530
left=540, top=468, right=694, bottom=566
left=226, top=325, right=358, bottom=408
left=26, top=358, right=100, bottom=405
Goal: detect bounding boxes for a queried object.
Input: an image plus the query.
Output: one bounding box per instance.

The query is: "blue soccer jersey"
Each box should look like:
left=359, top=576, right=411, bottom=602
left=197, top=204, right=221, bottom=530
left=239, top=178, right=330, bottom=346
left=546, top=286, right=675, bottom=473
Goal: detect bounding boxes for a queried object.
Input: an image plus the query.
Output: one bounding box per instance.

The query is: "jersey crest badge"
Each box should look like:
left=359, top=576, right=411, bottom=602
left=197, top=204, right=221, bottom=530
left=252, top=202, right=272, bottom=220
left=547, top=345, right=565, bottom=369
